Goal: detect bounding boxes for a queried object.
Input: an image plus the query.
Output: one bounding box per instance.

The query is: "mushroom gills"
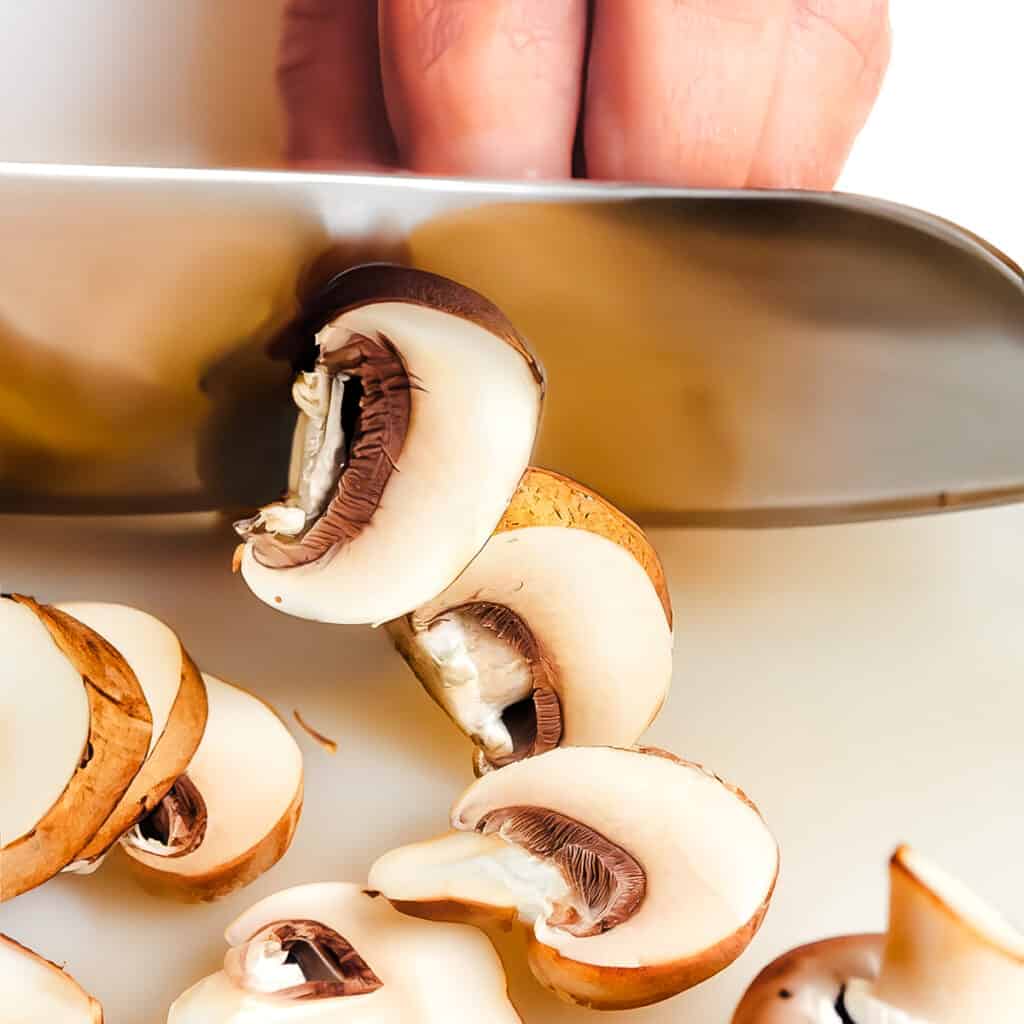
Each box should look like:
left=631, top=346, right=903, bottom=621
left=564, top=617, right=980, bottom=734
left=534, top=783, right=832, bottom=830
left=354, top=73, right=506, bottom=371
left=123, top=774, right=207, bottom=858
left=235, top=331, right=411, bottom=568
left=224, top=920, right=382, bottom=999
left=404, top=603, right=561, bottom=766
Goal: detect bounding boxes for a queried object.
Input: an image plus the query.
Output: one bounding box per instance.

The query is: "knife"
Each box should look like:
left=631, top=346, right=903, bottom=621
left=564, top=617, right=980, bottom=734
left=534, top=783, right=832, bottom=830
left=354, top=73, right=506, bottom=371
left=1, top=163, right=1022, bottom=525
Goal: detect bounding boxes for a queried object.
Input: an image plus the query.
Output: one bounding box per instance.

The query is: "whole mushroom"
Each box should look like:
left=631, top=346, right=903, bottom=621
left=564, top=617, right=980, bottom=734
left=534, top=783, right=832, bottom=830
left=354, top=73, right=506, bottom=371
left=733, top=845, right=1024, bottom=1023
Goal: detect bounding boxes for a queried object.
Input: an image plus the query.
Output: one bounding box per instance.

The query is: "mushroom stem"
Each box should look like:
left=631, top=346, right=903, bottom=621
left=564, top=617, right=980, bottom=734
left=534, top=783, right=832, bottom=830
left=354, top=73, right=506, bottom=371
left=392, top=602, right=562, bottom=769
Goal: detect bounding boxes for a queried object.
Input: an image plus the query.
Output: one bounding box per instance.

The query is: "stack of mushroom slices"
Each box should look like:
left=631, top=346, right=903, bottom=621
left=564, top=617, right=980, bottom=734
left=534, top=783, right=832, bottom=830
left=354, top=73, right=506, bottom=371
left=0, top=934, right=103, bottom=1024
left=169, top=882, right=524, bottom=1022
left=733, top=845, right=1024, bottom=1024
left=234, top=264, right=675, bottom=769
left=370, top=746, right=780, bottom=1010
left=0, top=595, right=302, bottom=904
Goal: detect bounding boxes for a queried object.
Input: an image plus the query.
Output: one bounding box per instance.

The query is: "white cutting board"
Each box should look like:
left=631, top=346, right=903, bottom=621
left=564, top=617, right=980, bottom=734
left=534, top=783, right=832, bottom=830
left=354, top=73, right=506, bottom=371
left=2, top=4, right=1024, bottom=1023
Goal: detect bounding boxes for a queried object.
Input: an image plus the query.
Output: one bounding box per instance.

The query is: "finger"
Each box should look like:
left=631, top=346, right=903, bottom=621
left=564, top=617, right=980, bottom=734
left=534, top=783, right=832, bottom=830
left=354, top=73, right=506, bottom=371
left=379, top=0, right=587, bottom=178
left=278, top=0, right=398, bottom=167
left=747, top=0, right=891, bottom=188
left=585, top=0, right=790, bottom=187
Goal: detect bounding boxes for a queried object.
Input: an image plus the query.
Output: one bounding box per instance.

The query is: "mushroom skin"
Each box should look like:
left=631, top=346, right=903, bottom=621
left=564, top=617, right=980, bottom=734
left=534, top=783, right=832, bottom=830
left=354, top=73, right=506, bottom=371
left=168, top=882, right=523, bottom=1022
left=0, top=933, right=103, bottom=1023
left=1, top=595, right=152, bottom=901
left=235, top=264, right=545, bottom=626
left=120, top=674, right=302, bottom=902
left=388, top=468, right=674, bottom=772
left=56, top=602, right=208, bottom=870
left=369, top=746, right=779, bottom=1010
left=733, top=846, right=1024, bottom=1024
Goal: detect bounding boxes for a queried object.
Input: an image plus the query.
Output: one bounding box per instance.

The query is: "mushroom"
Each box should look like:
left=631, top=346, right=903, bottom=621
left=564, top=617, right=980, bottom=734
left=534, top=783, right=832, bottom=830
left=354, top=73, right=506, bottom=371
left=56, top=602, right=208, bottom=872
left=0, top=933, right=102, bottom=1023
left=119, top=673, right=302, bottom=901
left=368, top=745, right=779, bottom=1009
left=0, top=595, right=151, bottom=901
left=388, top=468, right=674, bottom=772
left=167, top=882, right=523, bottom=1022
left=732, top=845, right=1024, bottom=1023
left=234, top=264, right=545, bottom=626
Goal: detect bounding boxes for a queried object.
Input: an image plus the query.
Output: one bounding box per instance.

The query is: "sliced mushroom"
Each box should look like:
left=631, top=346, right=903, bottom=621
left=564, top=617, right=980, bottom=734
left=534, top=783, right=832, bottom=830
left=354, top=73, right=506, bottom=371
left=0, top=933, right=103, bottom=1023
left=369, top=745, right=779, bottom=1009
left=388, top=468, right=674, bottom=771
left=168, top=882, right=523, bottom=1022
left=0, top=595, right=151, bottom=901
left=119, top=673, right=302, bottom=901
left=56, top=602, right=208, bottom=871
left=235, top=264, right=545, bottom=626
left=733, top=845, right=1024, bottom=1024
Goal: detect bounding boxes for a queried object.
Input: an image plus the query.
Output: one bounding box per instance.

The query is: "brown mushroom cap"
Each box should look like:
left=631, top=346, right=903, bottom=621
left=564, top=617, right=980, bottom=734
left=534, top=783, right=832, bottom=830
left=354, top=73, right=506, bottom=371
left=388, top=468, right=674, bottom=771
left=0, top=933, right=103, bottom=1023
left=120, top=673, right=302, bottom=902
left=1, top=596, right=151, bottom=901
left=369, top=745, right=779, bottom=1009
left=168, top=883, right=523, bottom=1022
left=56, top=602, right=208, bottom=868
left=237, top=264, right=545, bottom=626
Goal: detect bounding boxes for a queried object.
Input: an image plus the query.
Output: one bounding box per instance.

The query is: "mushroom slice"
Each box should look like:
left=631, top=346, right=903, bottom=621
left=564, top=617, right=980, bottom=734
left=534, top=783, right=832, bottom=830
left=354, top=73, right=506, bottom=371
left=0, top=934, right=102, bottom=1023
left=234, top=264, right=545, bottom=626
left=369, top=746, right=779, bottom=1009
left=0, top=595, right=151, bottom=901
left=732, top=845, right=1024, bottom=1024
left=388, top=468, right=673, bottom=771
left=56, top=602, right=208, bottom=871
left=168, top=882, right=523, bottom=1022
left=119, top=673, right=302, bottom=901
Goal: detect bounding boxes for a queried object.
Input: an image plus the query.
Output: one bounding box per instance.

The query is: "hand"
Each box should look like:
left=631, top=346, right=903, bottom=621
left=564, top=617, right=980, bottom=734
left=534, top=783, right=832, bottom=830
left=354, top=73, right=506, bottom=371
left=279, top=0, right=890, bottom=189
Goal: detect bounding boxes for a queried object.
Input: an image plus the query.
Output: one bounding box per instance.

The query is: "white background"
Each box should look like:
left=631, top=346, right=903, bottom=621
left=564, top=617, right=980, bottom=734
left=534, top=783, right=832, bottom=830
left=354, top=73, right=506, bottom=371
left=1, top=4, right=1023, bottom=1023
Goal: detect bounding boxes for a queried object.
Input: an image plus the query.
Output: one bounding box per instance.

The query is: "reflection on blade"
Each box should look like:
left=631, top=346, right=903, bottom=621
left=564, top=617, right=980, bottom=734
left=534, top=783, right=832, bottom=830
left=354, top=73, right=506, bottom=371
left=1, top=165, right=1023, bottom=524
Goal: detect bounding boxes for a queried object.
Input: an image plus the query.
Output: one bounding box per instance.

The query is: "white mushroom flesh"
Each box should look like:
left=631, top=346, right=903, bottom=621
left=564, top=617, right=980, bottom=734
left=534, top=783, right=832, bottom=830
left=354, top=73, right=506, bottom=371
left=369, top=746, right=778, bottom=970
left=0, top=935, right=101, bottom=1024
left=239, top=302, right=542, bottom=625
left=169, top=883, right=522, bottom=1022
left=0, top=599, right=89, bottom=845
left=405, top=527, right=673, bottom=761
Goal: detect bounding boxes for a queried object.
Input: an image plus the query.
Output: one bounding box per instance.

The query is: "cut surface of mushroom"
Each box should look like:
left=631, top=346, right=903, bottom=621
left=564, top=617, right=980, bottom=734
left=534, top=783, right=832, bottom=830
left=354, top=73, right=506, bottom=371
left=235, top=264, right=545, bottom=626
left=369, top=745, right=779, bottom=1009
left=168, top=882, right=522, bottom=1022
left=120, top=673, right=302, bottom=901
left=56, top=602, right=208, bottom=869
left=389, top=468, right=673, bottom=771
left=732, top=846, right=1024, bottom=1024
left=0, top=934, right=103, bottom=1023
left=0, top=595, right=151, bottom=901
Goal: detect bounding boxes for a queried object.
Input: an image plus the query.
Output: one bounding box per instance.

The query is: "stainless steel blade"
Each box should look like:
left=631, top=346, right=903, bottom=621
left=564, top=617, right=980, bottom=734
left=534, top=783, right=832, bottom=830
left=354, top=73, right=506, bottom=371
left=1, top=163, right=1022, bottom=524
